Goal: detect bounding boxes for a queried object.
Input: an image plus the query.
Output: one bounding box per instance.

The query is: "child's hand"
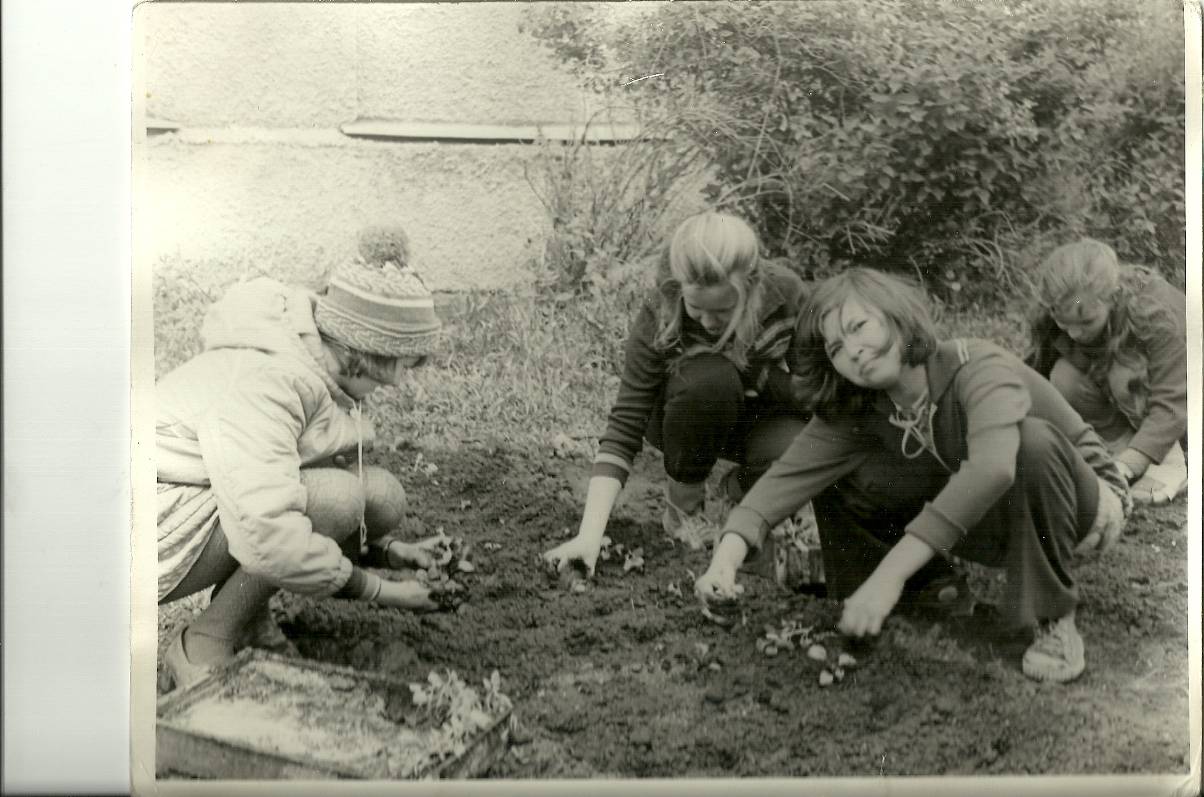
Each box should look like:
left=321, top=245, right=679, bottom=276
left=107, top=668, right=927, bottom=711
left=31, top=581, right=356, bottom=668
left=694, top=564, right=744, bottom=606
left=374, top=579, right=440, bottom=612
left=1075, top=477, right=1126, bottom=556
left=839, top=571, right=905, bottom=637
left=542, top=535, right=601, bottom=578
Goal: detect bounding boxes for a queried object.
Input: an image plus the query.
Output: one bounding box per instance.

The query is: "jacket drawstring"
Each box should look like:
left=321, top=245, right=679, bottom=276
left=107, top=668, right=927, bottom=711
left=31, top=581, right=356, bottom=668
left=888, top=391, right=951, bottom=472
left=352, top=401, right=369, bottom=555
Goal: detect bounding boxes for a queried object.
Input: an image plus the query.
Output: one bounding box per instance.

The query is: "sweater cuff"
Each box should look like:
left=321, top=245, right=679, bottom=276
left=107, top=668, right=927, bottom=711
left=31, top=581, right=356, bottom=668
left=332, top=564, right=367, bottom=599
left=903, top=503, right=966, bottom=555
left=723, top=506, right=772, bottom=555
left=591, top=452, right=632, bottom=486
left=1126, top=430, right=1178, bottom=467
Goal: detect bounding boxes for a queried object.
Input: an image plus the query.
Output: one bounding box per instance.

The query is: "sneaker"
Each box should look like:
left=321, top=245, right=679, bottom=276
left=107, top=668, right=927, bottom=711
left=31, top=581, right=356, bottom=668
left=1022, top=612, right=1085, bottom=683
left=162, top=624, right=219, bottom=692
left=662, top=503, right=720, bottom=550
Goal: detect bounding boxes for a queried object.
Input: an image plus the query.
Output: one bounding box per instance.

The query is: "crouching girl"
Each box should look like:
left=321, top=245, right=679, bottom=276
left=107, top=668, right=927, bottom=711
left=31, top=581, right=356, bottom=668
left=1028, top=239, right=1188, bottom=504
left=544, top=211, right=810, bottom=576
left=157, top=228, right=448, bottom=690
left=696, top=268, right=1130, bottom=683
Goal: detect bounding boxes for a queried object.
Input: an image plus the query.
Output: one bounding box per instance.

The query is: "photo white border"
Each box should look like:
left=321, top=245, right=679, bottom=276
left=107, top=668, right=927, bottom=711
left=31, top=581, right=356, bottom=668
left=118, top=2, right=1203, bottom=796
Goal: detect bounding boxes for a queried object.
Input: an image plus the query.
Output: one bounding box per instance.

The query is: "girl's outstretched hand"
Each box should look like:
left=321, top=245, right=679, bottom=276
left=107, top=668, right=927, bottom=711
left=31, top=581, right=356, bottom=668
left=542, top=535, right=601, bottom=578
left=375, top=579, right=440, bottom=612
left=839, top=571, right=905, bottom=638
left=694, top=564, right=744, bottom=606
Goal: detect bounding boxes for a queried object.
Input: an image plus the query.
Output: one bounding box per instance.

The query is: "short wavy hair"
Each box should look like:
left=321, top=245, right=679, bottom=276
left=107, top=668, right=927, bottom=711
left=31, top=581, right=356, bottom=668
left=794, top=268, right=938, bottom=419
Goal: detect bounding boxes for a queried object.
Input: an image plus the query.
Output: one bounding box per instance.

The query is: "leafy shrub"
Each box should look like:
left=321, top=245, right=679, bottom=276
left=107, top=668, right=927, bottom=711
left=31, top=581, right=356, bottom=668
left=525, top=0, right=1186, bottom=300
left=523, top=110, right=706, bottom=298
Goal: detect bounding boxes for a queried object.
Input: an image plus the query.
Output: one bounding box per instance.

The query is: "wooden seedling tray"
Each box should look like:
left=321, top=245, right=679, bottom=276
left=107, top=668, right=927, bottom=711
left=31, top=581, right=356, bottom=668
left=156, top=649, right=511, bottom=780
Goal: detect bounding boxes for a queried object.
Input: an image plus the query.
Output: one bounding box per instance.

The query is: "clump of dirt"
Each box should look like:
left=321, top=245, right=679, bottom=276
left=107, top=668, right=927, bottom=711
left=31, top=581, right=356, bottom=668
left=167, top=443, right=1193, bottom=778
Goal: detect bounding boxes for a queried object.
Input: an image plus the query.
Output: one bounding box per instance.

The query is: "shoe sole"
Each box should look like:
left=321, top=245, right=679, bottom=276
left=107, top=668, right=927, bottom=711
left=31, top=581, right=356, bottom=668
left=1022, top=660, right=1085, bottom=683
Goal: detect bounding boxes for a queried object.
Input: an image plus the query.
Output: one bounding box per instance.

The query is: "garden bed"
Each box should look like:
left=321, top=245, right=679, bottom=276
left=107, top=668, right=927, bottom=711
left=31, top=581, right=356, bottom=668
left=160, top=442, right=1191, bottom=778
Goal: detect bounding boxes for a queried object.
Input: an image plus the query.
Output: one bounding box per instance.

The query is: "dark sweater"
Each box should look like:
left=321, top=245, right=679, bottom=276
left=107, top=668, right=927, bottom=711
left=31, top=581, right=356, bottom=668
left=592, top=263, right=809, bottom=485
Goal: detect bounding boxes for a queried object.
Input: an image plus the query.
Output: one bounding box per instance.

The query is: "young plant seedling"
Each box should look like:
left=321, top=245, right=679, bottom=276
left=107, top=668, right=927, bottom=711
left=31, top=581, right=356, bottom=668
left=622, top=547, right=645, bottom=573
left=700, top=604, right=738, bottom=628
left=410, top=452, right=439, bottom=478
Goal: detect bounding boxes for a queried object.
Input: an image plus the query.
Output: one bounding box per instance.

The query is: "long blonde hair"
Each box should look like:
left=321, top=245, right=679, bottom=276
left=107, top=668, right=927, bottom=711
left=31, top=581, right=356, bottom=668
left=1027, top=238, right=1178, bottom=379
left=651, top=212, right=764, bottom=369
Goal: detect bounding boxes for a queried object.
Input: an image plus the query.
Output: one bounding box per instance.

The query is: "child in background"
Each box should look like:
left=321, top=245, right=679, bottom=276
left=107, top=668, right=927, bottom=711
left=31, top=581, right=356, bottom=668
left=1027, top=239, right=1188, bottom=504
left=543, top=211, right=810, bottom=576
left=696, top=268, right=1130, bottom=683
left=157, top=226, right=449, bottom=690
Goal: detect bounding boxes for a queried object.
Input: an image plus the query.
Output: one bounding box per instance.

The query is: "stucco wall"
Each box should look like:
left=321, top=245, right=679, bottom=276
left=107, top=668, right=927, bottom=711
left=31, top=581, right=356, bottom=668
left=143, top=130, right=553, bottom=291
left=141, top=3, right=613, bottom=129
left=138, top=2, right=652, bottom=292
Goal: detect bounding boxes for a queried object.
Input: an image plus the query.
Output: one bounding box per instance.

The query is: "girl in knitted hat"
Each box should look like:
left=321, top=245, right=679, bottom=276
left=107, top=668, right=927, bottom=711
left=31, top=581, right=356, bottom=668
left=1027, top=239, right=1188, bottom=504
left=543, top=211, right=812, bottom=576
left=695, top=268, right=1130, bottom=683
left=156, top=227, right=445, bottom=690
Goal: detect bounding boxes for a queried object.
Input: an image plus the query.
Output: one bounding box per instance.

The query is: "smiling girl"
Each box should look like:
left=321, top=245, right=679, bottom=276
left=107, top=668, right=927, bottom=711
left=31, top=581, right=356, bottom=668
left=695, top=268, right=1130, bottom=683
left=1028, top=239, right=1188, bottom=503
left=544, top=212, right=810, bottom=574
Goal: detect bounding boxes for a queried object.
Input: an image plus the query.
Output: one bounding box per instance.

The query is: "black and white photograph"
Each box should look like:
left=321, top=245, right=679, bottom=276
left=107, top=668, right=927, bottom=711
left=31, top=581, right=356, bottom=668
left=133, top=0, right=1199, bottom=789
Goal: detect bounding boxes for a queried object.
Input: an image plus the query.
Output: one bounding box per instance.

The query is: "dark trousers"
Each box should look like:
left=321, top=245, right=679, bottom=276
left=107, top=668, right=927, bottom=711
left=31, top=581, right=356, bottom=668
left=812, top=417, right=1099, bottom=627
left=645, top=353, right=808, bottom=494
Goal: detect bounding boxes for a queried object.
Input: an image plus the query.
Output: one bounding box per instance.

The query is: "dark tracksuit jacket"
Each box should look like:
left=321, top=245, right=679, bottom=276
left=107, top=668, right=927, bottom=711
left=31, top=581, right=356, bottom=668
left=592, top=262, right=808, bottom=486
left=722, top=338, right=1130, bottom=625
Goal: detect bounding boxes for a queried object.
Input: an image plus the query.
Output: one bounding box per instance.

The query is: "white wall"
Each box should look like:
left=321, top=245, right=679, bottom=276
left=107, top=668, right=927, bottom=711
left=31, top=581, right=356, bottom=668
left=138, top=2, right=636, bottom=291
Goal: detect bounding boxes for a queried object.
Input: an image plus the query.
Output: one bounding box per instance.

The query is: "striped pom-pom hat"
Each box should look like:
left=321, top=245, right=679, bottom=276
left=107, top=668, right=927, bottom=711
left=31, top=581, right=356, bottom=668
left=315, top=230, right=442, bottom=357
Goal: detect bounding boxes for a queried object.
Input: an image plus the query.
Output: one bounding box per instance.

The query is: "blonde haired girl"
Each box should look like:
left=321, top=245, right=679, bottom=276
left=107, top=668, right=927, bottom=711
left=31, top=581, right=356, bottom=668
left=545, top=211, right=810, bottom=574
left=1028, top=239, right=1187, bottom=503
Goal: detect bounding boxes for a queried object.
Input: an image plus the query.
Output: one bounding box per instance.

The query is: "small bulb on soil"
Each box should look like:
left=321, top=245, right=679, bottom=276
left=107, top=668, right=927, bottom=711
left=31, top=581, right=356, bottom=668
left=764, top=645, right=779, bottom=657
left=456, top=560, right=476, bottom=573
left=701, top=605, right=737, bottom=628
left=818, top=670, right=834, bottom=687
left=837, top=652, right=857, bottom=668
left=708, top=662, right=722, bottom=672
left=806, top=644, right=827, bottom=661
left=570, top=580, right=587, bottom=593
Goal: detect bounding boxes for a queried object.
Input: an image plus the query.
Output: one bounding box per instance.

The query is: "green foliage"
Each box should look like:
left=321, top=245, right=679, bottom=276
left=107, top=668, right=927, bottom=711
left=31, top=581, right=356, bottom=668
left=525, top=0, right=1186, bottom=301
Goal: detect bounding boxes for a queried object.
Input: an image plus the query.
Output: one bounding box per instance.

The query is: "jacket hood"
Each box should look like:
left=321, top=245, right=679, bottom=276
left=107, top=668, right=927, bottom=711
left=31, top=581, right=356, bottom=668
left=200, top=277, right=357, bottom=409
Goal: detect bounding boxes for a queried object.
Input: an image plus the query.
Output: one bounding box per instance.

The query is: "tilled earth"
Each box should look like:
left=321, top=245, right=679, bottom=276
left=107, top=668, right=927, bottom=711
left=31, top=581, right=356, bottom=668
left=159, top=442, right=1193, bottom=778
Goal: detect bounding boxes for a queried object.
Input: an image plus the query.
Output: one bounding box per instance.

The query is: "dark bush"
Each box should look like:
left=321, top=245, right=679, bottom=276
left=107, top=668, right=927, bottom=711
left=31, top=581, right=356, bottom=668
left=525, top=0, right=1186, bottom=300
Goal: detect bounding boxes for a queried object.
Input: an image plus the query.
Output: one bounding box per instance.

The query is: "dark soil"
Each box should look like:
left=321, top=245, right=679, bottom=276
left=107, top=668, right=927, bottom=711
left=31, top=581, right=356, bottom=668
left=167, top=443, right=1194, bottom=778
